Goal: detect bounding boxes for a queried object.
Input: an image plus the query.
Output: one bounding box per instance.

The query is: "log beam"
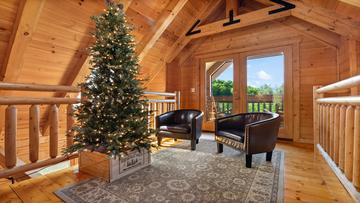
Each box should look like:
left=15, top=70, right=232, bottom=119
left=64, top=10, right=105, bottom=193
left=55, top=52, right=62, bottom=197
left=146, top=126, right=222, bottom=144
left=254, top=0, right=360, bottom=40
left=136, top=0, right=189, bottom=63
left=187, top=5, right=291, bottom=40
left=164, top=0, right=223, bottom=64
left=339, top=0, right=360, bottom=7
left=0, top=97, right=80, bottom=105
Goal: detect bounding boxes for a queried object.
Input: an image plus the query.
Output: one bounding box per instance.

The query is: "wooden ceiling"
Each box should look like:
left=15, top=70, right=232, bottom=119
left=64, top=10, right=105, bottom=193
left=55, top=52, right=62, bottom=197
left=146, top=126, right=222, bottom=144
left=0, top=0, right=359, bottom=93
left=0, top=0, right=359, bottom=158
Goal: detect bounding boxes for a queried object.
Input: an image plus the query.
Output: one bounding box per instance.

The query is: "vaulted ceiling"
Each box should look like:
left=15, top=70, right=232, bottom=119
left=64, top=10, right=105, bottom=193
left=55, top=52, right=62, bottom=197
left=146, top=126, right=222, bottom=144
left=0, top=0, right=359, bottom=157
left=0, top=0, right=359, bottom=92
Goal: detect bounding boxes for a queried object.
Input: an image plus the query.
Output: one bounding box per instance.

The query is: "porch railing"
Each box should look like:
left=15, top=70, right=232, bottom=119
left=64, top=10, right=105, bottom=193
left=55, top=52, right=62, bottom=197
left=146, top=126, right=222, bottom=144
left=0, top=82, right=179, bottom=179
left=212, top=95, right=283, bottom=117
left=313, top=75, right=360, bottom=201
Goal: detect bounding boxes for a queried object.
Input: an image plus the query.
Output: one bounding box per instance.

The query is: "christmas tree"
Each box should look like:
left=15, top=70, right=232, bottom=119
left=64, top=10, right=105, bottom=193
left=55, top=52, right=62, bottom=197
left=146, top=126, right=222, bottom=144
left=65, top=3, right=152, bottom=157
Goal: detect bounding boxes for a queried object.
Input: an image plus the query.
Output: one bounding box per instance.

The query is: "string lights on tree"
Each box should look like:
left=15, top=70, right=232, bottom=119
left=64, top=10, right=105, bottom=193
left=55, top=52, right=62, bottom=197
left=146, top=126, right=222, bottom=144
left=65, top=2, right=153, bottom=157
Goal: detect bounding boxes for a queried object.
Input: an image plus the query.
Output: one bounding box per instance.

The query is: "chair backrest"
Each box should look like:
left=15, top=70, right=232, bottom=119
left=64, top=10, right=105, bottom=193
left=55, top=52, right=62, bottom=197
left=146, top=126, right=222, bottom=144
left=173, top=109, right=202, bottom=124
left=242, top=112, right=275, bottom=125
left=245, top=112, right=281, bottom=154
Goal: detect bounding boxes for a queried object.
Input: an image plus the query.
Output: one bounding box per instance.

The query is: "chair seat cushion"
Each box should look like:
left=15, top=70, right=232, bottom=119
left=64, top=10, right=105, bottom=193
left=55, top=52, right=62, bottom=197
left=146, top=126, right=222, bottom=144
left=159, top=124, right=191, bottom=134
left=216, top=130, right=244, bottom=143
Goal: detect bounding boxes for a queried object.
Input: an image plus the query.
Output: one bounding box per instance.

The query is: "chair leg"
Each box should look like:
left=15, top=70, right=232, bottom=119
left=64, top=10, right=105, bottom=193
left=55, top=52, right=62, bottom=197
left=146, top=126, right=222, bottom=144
left=196, top=139, right=199, bottom=144
left=191, top=140, right=196, bottom=150
left=157, top=137, right=162, bottom=146
left=266, top=151, right=273, bottom=162
left=217, top=143, right=223, bottom=153
left=246, top=154, right=252, bottom=168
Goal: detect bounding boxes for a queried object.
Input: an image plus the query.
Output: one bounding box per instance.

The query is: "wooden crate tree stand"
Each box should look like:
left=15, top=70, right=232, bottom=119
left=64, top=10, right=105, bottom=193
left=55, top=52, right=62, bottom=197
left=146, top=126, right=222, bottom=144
left=79, top=149, right=150, bottom=182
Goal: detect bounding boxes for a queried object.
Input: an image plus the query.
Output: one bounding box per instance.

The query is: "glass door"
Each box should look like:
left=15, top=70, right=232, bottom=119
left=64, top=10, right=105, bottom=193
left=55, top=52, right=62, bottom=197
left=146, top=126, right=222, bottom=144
left=200, top=47, right=293, bottom=138
left=206, top=59, right=234, bottom=120
left=241, top=47, right=293, bottom=139
left=246, top=53, right=285, bottom=128
left=201, top=55, right=240, bottom=131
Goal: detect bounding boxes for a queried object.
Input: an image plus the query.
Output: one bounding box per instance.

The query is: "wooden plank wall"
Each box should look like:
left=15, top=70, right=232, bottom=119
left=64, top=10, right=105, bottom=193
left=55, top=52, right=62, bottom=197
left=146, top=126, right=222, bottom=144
left=167, top=18, right=343, bottom=143
left=299, top=37, right=338, bottom=142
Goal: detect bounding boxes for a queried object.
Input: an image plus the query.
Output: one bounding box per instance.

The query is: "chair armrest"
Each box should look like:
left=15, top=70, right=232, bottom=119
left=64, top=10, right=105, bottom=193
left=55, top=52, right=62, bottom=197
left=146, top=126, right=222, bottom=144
left=245, top=116, right=281, bottom=154
left=215, top=113, right=248, bottom=133
left=191, top=112, right=203, bottom=139
left=155, top=111, right=175, bottom=128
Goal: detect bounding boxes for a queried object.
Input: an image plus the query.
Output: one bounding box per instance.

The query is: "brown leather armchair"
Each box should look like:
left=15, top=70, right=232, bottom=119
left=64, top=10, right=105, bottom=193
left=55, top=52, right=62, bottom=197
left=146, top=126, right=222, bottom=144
left=156, top=109, right=203, bottom=150
left=215, top=112, right=281, bottom=168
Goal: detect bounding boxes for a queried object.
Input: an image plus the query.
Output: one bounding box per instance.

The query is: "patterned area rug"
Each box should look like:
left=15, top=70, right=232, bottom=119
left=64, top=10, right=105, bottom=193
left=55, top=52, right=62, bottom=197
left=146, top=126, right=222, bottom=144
left=55, top=138, right=284, bottom=203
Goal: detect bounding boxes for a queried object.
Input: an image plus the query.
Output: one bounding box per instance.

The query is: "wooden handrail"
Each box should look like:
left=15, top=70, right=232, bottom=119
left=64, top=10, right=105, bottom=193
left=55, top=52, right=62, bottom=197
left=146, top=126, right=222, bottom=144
left=147, top=99, right=176, bottom=103
left=144, top=91, right=176, bottom=97
left=0, top=97, right=80, bottom=105
left=0, top=82, right=80, bottom=92
left=317, top=96, right=360, bottom=105
left=316, top=75, right=360, bottom=94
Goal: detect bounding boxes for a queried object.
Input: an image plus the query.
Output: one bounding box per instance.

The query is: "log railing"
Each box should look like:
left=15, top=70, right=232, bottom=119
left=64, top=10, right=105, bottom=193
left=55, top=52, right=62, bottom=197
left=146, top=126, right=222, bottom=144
left=0, top=82, right=80, bottom=179
left=0, top=82, right=180, bottom=179
left=144, top=91, right=180, bottom=129
left=313, top=75, right=360, bottom=201
left=211, top=95, right=284, bottom=116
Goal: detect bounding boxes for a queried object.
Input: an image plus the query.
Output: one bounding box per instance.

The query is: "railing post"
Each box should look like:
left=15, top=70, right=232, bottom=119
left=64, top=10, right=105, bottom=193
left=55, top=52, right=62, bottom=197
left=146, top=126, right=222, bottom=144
left=175, top=91, right=180, bottom=110
left=322, top=104, right=327, bottom=150
left=353, top=106, right=360, bottom=190
left=334, top=105, right=340, bottom=164
left=339, top=105, right=347, bottom=171
left=324, top=104, right=329, bottom=152
left=161, top=102, right=165, bottom=114
left=49, top=104, right=59, bottom=158
left=5, top=105, right=17, bottom=168
left=329, top=105, right=335, bottom=158
left=153, top=103, right=157, bottom=128
left=319, top=105, right=323, bottom=147
left=314, top=85, right=324, bottom=147
left=66, top=104, right=74, bottom=147
left=345, top=105, right=355, bottom=180
left=29, top=105, right=40, bottom=163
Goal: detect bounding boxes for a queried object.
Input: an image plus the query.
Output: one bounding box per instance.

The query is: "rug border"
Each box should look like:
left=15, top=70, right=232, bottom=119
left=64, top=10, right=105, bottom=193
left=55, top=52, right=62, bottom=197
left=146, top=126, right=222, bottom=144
left=277, top=150, right=285, bottom=203
left=54, top=178, right=92, bottom=203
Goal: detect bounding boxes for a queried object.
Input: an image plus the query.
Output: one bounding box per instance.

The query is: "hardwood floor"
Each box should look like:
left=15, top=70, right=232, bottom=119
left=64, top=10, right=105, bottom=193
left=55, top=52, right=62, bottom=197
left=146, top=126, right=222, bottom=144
left=0, top=138, right=354, bottom=203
